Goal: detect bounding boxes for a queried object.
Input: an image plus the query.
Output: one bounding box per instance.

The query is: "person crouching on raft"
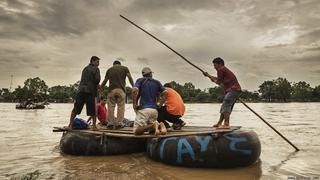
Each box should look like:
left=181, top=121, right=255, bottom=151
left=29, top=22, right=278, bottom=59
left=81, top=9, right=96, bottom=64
left=157, top=83, right=186, bottom=130
left=203, top=57, right=241, bottom=129
left=132, top=67, right=168, bottom=135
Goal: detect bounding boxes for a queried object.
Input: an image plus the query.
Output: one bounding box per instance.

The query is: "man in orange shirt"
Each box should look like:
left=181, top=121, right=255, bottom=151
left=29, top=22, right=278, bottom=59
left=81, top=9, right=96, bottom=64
left=157, top=83, right=186, bottom=130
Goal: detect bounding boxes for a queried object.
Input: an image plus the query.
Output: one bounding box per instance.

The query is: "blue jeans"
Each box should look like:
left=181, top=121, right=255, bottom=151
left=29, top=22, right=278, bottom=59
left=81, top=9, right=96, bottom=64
left=220, top=90, right=241, bottom=113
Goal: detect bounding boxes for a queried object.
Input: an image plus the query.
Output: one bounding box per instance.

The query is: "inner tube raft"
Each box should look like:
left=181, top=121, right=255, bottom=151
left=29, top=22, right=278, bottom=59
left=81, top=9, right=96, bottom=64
left=16, top=104, right=45, bottom=109
left=60, top=131, right=146, bottom=155
left=146, top=130, right=261, bottom=168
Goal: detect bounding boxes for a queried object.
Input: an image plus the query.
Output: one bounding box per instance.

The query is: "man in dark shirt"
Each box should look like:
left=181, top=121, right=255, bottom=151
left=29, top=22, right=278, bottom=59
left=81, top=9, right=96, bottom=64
left=203, top=57, right=241, bottom=129
left=100, top=60, right=134, bottom=129
left=132, top=67, right=168, bottom=135
left=68, top=56, right=101, bottom=129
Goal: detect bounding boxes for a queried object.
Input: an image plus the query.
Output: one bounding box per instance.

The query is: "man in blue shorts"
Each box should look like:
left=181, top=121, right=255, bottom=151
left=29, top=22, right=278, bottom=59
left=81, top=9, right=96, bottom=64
left=68, top=56, right=101, bottom=129
left=203, top=57, right=241, bottom=129
left=132, top=67, right=168, bottom=135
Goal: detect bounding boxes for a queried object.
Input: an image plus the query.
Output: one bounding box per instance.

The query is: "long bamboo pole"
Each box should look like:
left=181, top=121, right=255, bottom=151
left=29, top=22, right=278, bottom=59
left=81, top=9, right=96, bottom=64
left=120, top=15, right=204, bottom=73
left=238, top=99, right=299, bottom=151
left=120, top=14, right=299, bottom=151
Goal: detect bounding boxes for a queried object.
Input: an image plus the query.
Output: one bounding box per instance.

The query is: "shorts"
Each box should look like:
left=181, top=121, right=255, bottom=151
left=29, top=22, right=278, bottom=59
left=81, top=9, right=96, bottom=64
left=72, top=92, right=96, bottom=116
left=220, top=90, right=241, bottom=113
left=133, top=108, right=158, bottom=132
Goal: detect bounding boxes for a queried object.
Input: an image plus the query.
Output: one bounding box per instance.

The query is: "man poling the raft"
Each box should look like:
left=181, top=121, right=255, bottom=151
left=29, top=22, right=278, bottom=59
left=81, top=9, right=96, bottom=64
left=203, top=57, right=241, bottom=129
left=119, top=14, right=299, bottom=152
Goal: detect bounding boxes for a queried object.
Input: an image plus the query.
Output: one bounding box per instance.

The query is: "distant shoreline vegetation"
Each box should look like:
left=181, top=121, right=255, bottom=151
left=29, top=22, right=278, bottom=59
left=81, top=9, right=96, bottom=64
left=0, top=77, right=319, bottom=103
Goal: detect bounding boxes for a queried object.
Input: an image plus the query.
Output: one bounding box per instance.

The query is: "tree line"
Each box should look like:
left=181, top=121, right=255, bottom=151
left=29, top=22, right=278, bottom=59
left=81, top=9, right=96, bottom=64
left=0, top=77, right=319, bottom=103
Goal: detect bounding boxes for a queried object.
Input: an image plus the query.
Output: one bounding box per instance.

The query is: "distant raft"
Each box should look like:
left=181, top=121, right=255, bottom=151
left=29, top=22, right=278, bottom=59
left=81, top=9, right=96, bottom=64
left=146, top=130, right=261, bottom=168
left=59, top=130, right=146, bottom=156
left=15, top=103, right=45, bottom=109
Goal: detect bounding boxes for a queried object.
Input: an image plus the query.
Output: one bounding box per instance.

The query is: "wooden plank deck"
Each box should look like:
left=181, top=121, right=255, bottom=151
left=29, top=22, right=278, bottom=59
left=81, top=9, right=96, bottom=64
left=53, top=126, right=241, bottom=138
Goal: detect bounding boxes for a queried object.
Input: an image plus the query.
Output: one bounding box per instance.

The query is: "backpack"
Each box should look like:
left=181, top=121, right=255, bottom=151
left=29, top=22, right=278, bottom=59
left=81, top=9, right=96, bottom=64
left=72, top=117, right=90, bottom=129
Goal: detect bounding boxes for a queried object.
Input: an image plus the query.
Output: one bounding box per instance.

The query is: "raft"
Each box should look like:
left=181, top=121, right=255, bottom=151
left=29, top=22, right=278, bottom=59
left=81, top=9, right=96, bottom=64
left=146, top=130, right=261, bottom=168
left=16, top=103, right=45, bottom=109
left=54, top=126, right=261, bottom=168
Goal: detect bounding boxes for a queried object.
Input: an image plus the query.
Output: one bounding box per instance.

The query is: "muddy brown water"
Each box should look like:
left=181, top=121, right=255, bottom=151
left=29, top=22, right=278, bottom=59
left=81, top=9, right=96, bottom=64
left=0, top=103, right=319, bottom=180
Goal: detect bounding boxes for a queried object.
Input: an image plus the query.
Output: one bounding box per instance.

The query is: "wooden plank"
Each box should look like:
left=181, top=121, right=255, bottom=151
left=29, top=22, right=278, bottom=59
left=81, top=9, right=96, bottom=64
left=53, top=126, right=240, bottom=138
left=70, top=129, right=235, bottom=138
left=98, top=126, right=240, bottom=131
left=53, top=126, right=241, bottom=134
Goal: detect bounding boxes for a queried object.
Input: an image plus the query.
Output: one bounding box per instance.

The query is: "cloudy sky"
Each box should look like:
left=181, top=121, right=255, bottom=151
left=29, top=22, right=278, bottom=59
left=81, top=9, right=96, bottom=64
left=1, top=0, right=319, bottom=91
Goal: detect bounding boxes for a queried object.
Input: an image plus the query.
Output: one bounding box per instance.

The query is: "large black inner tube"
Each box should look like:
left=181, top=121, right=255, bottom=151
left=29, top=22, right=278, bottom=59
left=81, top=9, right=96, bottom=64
left=146, top=130, right=261, bottom=168
left=60, top=132, right=146, bottom=156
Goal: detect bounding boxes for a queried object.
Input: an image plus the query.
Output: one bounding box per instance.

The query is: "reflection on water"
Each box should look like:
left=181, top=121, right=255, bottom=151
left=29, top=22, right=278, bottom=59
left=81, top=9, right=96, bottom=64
left=0, top=103, right=319, bottom=179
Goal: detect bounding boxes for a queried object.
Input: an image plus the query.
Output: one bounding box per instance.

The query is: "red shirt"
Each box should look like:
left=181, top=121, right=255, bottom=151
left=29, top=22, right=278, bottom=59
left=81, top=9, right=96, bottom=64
left=97, top=103, right=107, bottom=124
left=216, top=66, right=241, bottom=93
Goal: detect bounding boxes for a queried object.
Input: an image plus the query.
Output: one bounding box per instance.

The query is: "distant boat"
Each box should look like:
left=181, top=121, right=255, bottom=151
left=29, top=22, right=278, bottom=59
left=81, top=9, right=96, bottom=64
left=16, top=103, right=46, bottom=109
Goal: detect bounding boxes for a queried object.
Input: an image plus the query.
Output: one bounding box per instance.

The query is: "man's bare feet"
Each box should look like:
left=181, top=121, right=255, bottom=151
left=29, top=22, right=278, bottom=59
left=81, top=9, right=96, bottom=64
left=217, top=124, right=230, bottom=129
left=91, top=125, right=98, bottom=131
left=153, top=121, right=160, bottom=136
left=159, top=122, right=167, bottom=135
left=213, top=123, right=221, bottom=128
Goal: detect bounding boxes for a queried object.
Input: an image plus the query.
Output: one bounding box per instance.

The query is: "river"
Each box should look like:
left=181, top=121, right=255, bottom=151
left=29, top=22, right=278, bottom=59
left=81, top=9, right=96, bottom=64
left=0, top=103, right=319, bottom=180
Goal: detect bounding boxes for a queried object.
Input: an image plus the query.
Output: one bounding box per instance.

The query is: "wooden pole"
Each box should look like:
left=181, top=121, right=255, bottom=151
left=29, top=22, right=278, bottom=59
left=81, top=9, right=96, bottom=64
left=238, top=99, right=299, bottom=151
left=120, top=14, right=300, bottom=152
left=120, top=15, right=205, bottom=73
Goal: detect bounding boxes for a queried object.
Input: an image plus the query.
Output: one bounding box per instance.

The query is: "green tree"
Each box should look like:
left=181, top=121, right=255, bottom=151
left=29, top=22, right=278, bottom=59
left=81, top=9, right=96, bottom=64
left=258, top=80, right=276, bottom=102
left=195, top=91, right=211, bottom=103
left=23, top=77, right=48, bottom=101
left=240, top=90, right=260, bottom=101
left=182, top=82, right=202, bottom=102
left=291, top=81, right=313, bottom=101
left=208, top=86, right=224, bottom=102
left=312, top=85, right=320, bottom=101
left=273, top=77, right=292, bottom=102
left=0, top=88, right=14, bottom=102
left=166, top=81, right=184, bottom=95
left=48, top=85, right=70, bottom=102
left=68, top=81, right=80, bottom=99
left=14, top=86, right=28, bottom=100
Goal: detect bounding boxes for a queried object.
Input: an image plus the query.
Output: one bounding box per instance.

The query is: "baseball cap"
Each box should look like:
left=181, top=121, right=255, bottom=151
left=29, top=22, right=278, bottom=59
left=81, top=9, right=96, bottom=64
left=142, top=67, right=153, bottom=75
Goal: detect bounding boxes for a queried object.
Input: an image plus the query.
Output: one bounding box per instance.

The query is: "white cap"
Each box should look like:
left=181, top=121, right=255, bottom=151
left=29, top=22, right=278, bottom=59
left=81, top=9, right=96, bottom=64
left=142, top=67, right=153, bottom=75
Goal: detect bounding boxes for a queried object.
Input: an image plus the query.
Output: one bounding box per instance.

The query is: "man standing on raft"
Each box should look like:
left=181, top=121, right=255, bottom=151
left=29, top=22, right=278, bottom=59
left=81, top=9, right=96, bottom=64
left=68, top=56, right=101, bottom=129
left=203, top=57, right=241, bottom=129
left=100, top=59, right=134, bottom=129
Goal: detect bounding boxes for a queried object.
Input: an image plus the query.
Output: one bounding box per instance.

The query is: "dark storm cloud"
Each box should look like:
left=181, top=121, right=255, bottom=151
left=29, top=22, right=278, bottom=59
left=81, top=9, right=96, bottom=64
left=124, top=0, right=229, bottom=25
left=136, top=57, right=150, bottom=65
left=130, top=0, right=222, bottom=11
left=294, top=56, right=320, bottom=63
left=0, top=0, right=112, bottom=41
left=296, top=29, right=320, bottom=45
left=264, top=44, right=289, bottom=49
left=312, top=69, right=320, bottom=74
left=4, top=0, right=26, bottom=9
left=305, top=47, right=320, bottom=51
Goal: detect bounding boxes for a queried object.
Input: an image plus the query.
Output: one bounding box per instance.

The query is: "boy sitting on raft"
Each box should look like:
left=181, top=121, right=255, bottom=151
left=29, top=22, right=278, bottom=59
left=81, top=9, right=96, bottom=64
left=87, top=96, right=108, bottom=126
